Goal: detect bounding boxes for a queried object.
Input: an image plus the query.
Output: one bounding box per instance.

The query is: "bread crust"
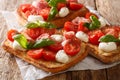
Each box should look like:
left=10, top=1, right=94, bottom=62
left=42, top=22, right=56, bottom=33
left=2, top=40, right=88, bottom=73
left=16, top=6, right=89, bottom=27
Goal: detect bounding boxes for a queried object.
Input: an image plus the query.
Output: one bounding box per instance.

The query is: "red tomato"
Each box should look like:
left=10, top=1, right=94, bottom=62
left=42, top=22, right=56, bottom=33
left=26, top=28, right=42, bottom=40
left=48, top=42, right=63, bottom=52
left=42, top=28, right=56, bottom=35
left=78, top=22, right=89, bottom=33
left=69, top=2, right=83, bottom=10
left=85, top=12, right=98, bottom=19
left=43, top=49, right=56, bottom=61
left=88, top=30, right=104, bottom=45
left=64, top=21, right=78, bottom=32
left=39, top=8, right=50, bottom=20
left=19, top=4, right=37, bottom=17
left=103, top=27, right=120, bottom=38
left=67, top=0, right=77, bottom=2
left=63, top=38, right=81, bottom=56
left=7, top=29, right=18, bottom=42
left=57, top=3, right=66, bottom=10
left=27, top=48, right=44, bottom=59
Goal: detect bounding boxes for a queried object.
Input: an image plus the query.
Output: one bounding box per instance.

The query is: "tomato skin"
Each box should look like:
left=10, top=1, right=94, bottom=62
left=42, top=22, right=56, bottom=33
left=27, top=49, right=44, bottom=59
left=26, top=28, right=42, bottom=40
left=43, top=49, right=56, bottom=61
left=64, top=31, right=75, bottom=39
left=63, top=38, right=81, bottom=56
left=48, top=42, right=63, bottom=52
left=69, top=2, right=83, bottom=10
left=39, top=8, right=50, bottom=20
left=19, top=4, right=37, bottom=17
left=57, top=3, right=66, bottom=10
left=85, top=12, right=98, bottom=19
left=78, top=22, right=89, bottom=33
left=88, top=30, right=104, bottom=45
left=64, top=21, right=77, bottom=32
left=7, top=29, right=18, bottom=42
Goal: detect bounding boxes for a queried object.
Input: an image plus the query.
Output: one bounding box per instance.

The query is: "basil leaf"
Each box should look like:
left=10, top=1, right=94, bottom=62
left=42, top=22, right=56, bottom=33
left=25, top=21, right=40, bottom=28
left=84, top=23, right=90, bottom=28
left=13, top=34, right=28, bottom=49
left=27, top=42, right=35, bottom=49
left=25, top=21, right=56, bottom=29
left=48, top=0, right=66, bottom=7
left=33, top=38, right=55, bottom=48
left=88, top=15, right=101, bottom=30
left=48, top=7, right=58, bottom=21
left=99, top=35, right=120, bottom=42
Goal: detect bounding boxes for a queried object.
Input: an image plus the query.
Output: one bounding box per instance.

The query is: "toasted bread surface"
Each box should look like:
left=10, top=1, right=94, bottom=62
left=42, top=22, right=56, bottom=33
left=87, top=43, right=120, bottom=63
left=17, top=7, right=89, bottom=27
left=2, top=40, right=88, bottom=73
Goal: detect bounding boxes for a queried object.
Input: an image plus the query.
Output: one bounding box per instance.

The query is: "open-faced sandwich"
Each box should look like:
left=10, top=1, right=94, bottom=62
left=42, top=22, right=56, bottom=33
left=2, top=20, right=88, bottom=73
left=62, top=12, right=120, bottom=63
left=17, top=0, right=89, bottom=27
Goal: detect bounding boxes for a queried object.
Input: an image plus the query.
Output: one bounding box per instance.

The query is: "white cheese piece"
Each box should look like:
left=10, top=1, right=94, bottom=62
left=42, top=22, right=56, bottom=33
left=27, top=15, right=44, bottom=22
left=99, top=17, right=107, bottom=28
left=56, top=50, right=69, bottom=63
left=98, top=42, right=117, bottom=52
left=12, top=40, right=26, bottom=51
left=59, top=7, right=70, bottom=17
left=75, top=31, right=89, bottom=42
left=50, top=34, right=63, bottom=42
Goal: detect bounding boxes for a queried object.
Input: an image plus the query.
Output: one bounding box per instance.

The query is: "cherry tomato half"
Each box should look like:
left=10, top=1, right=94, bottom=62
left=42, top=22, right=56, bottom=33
left=26, top=28, right=42, bottom=40
left=7, top=29, right=18, bottom=42
left=39, top=8, right=50, bottom=20
left=27, top=48, right=44, bottom=59
left=64, top=21, right=78, bottom=32
left=69, top=2, right=83, bottom=10
left=103, top=27, right=120, bottom=38
left=42, top=49, right=56, bottom=61
left=19, top=4, right=37, bottom=18
left=88, top=30, right=104, bottom=45
left=63, top=38, right=81, bottom=56
left=78, top=22, right=89, bottom=33
left=48, top=42, right=63, bottom=52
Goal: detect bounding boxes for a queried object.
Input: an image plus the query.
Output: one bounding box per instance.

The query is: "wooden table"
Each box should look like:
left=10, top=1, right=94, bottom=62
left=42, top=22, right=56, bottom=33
left=0, top=0, right=120, bottom=80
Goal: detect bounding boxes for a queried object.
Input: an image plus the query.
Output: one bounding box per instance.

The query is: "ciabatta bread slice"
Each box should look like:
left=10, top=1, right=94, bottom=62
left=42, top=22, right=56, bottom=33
left=2, top=40, right=88, bottom=73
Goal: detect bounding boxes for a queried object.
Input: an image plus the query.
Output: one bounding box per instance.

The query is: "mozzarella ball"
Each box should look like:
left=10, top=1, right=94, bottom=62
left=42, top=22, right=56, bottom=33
left=76, top=31, right=89, bottom=42
left=56, top=50, right=69, bottom=63
left=98, top=42, right=117, bottom=52
left=50, top=34, right=63, bottom=42
left=59, top=7, right=70, bottom=17
left=27, top=15, right=44, bottom=22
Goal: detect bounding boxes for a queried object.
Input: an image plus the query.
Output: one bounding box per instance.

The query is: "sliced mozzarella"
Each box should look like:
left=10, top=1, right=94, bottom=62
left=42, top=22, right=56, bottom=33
left=98, top=42, right=117, bottom=52
left=12, top=40, right=26, bottom=51
left=50, top=34, right=63, bottom=42
left=99, top=17, right=107, bottom=28
left=59, top=7, right=69, bottom=17
left=75, top=31, right=89, bottom=42
left=27, top=15, right=44, bottom=22
left=56, top=50, right=69, bottom=63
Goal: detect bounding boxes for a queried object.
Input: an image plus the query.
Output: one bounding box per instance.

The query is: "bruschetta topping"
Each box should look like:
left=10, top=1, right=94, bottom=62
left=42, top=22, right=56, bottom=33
left=98, top=42, right=117, bottom=52
left=56, top=50, right=69, bottom=63
left=27, top=15, right=44, bottom=22
left=76, top=31, right=89, bottom=42
left=58, top=7, right=70, bottom=17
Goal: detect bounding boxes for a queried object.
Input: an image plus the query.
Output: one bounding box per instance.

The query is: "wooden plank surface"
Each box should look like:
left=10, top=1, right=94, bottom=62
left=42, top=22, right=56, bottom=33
left=0, top=0, right=120, bottom=80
